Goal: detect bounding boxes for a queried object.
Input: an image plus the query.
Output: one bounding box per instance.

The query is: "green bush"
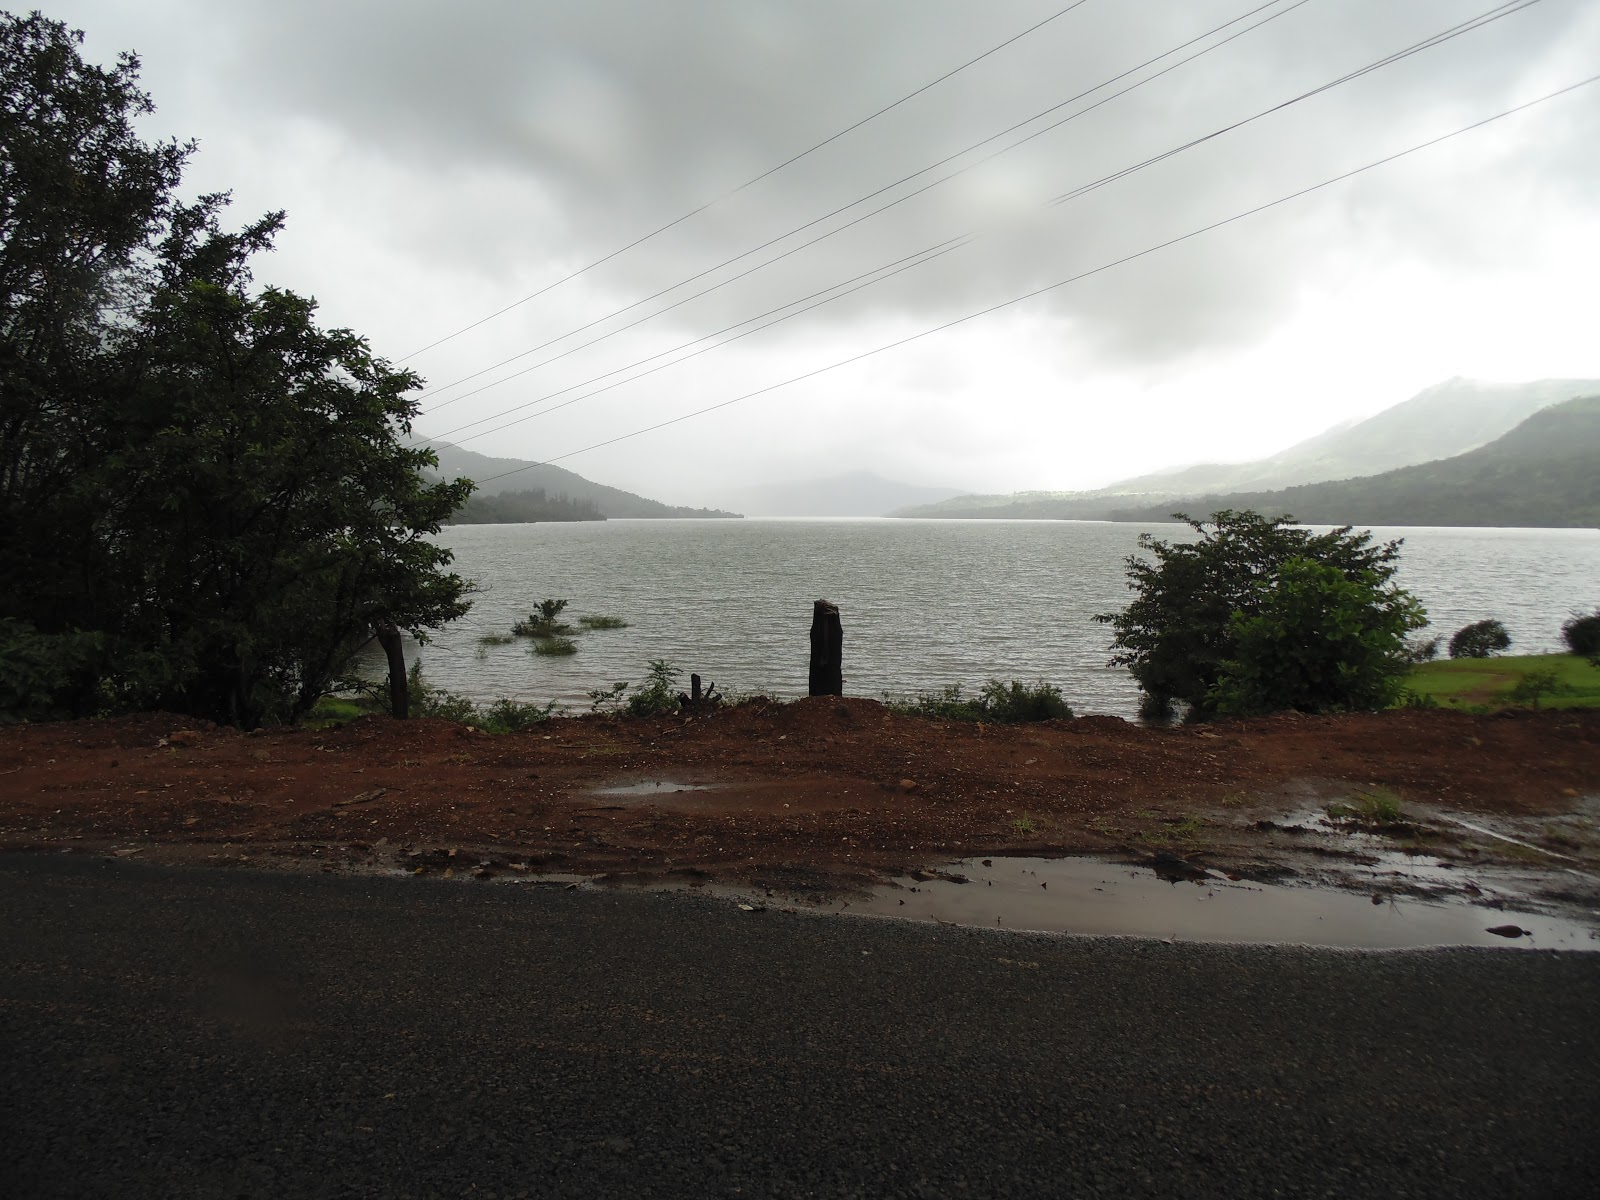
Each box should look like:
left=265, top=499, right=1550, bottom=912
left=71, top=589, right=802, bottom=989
left=1211, top=557, right=1428, bottom=718
left=587, top=681, right=630, bottom=714
left=976, top=679, right=1073, bottom=722
left=1449, top=619, right=1511, bottom=659
left=513, top=599, right=572, bottom=637
left=1097, top=511, right=1425, bottom=721
left=0, top=620, right=105, bottom=721
left=1505, top=668, right=1569, bottom=710
left=402, top=664, right=561, bottom=730
left=626, top=660, right=680, bottom=717
left=1562, top=609, right=1600, bottom=658
left=531, top=636, right=578, bottom=657
left=885, top=679, right=1072, bottom=723
left=578, top=615, right=628, bottom=630
left=483, top=697, right=560, bottom=731
left=1402, top=635, right=1441, bottom=664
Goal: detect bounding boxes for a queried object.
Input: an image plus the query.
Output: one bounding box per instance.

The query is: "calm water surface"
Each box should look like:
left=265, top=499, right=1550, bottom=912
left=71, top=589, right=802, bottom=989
left=393, top=520, right=1600, bottom=718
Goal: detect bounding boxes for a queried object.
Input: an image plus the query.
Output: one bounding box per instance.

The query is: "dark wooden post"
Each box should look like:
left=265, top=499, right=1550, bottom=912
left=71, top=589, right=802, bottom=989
left=808, top=600, right=843, bottom=696
left=375, top=622, right=409, bottom=719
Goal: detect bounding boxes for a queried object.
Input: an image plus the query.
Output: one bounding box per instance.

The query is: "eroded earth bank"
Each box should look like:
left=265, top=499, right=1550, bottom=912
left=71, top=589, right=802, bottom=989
left=2, top=699, right=1597, bottom=940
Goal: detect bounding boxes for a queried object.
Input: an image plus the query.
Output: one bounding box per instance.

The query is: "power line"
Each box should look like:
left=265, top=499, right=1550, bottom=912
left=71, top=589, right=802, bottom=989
left=416, top=0, right=1306, bottom=413
left=424, top=0, right=1539, bottom=448
left=463, top=73, right=1599, bottom=487
left=396, top=0, right=1096, bottom=363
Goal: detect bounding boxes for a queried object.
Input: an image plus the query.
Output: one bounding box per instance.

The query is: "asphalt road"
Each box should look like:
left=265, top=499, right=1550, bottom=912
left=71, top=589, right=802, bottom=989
left=3, top=854, right=1597, bottom=1199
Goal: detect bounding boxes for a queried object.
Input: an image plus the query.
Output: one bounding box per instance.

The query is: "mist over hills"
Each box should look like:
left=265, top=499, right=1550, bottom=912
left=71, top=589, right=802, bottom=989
left=894, top=378, right=1600, bottom=521
left=1109, top=378, right=1600, bottom=495
left=706, top=472, right=966, bottom=517
left=1109, top=395, right=1600, bottom=528
left=421, top=440, right=741, bottom=520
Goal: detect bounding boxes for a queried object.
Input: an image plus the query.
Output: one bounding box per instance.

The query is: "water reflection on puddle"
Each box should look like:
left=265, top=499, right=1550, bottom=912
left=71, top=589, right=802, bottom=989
left=590, top=780, right=715, bottom=797
left=846, top=857, right=1599, bottom=951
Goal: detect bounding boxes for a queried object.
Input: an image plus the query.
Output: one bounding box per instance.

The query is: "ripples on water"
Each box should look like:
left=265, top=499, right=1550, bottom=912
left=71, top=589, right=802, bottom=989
left=384, top=520, right=1600, bottom=719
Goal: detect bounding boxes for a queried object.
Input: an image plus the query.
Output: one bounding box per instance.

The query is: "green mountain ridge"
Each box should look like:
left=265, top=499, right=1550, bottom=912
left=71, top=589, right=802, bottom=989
left=420, top=439, right=742, bottom=521
left=1109, top=396, right=1600, bottom=528
left=893, top=378, right=1600, bottom=521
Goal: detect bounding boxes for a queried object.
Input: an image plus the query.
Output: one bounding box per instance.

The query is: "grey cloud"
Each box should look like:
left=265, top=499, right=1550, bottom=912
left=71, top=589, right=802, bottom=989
left=39, top=0, right=1600, bottom=410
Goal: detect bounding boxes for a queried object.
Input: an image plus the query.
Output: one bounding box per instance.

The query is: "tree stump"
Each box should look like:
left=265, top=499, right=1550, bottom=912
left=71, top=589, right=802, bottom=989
left=375, top=623, right=409, bottom=719
left=809, top=600, right=843, bottom=696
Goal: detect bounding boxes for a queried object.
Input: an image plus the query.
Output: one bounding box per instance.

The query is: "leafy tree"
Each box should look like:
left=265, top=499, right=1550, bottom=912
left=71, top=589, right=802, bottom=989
left=1096, top=511, right=1425, bottom=721
left=0, top=13, right=472, bottom=726
left=1448, top=619, right=1511, bottom=659
left=1211, top=556, right=1428, bottom=717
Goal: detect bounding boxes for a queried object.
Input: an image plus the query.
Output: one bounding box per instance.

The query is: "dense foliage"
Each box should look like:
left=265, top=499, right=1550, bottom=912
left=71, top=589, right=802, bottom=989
left=1097, top=511, right=1426, bottom=721
left=1561, top=609, right=1600, bottom=660
left=446, top=487, right=603, bottom=524
left=885, top=680, right=1073, bottom=723
left=1448, top=619, right=1511, bottom=660
left=0, top=13, right=472, bottom=726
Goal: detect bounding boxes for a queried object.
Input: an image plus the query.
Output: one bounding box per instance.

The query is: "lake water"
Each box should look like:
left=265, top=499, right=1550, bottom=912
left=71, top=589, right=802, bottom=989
left=387, top=520, right=1600, bottom=718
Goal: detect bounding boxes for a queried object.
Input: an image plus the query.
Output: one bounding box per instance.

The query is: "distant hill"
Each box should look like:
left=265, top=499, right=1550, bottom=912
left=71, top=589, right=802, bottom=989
left=1107, top=377, right=1600, bottom=495
left=421, top=439, right=741, bottom=520
left=893, top=489, right=1168, bottom=520
left=710, top=472, right=965, bottom=517
left=1109, top=395, right=1600, bottom=528
left=447, top=487, right=604, bottom=525
left=894, top=378, right=1600, bottom=520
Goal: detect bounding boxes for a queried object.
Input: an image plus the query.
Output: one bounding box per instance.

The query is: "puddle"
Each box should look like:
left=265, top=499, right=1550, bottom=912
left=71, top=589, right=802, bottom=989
left=589, top=780, right=715, bottom=797
left=837, top=857, right=1599, bottom=951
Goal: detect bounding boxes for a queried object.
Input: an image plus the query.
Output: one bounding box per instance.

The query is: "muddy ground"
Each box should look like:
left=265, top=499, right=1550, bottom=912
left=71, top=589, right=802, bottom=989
left=2, top=699, right=1597, bottom=923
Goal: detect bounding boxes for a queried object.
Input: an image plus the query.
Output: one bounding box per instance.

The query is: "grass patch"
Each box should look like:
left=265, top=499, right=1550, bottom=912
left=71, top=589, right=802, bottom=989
left=577, top=615, right=628, bottom=630
left=1328, top=785, right=1406, bottom=827
left=477, top=633, right=515, bottom=646
left=1403, top=652, right=1600, bottom=711
left=531, top=636, right=578, bottom=657
left=304, top=695, right=377, bottom=726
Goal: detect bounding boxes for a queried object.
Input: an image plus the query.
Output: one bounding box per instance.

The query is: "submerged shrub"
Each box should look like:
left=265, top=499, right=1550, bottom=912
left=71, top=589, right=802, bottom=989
left=578, top=615, right=628, bottom=630
left=531, top=636, right=578, bottom=657
left=513, top=599, right=572, bottom=637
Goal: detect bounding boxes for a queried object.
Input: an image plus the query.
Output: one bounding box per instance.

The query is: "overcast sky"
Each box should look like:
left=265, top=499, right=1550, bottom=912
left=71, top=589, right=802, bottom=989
left=35, top=0, right=1600, bottom=504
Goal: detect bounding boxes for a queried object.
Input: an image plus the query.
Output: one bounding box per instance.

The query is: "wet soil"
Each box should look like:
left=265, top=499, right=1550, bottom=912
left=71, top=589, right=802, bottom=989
left=2, top=700, right=1597, bottom=929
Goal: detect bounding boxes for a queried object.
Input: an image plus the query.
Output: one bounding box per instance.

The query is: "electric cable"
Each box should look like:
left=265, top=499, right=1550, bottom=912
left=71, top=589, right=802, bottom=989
left=461, top=73, right=1599, bottom=488
left=424, top=0, right=1541, bottom=447
left=396, top=0, right=1096, bottom=362
left=415, top=0, right=1308, bottom=413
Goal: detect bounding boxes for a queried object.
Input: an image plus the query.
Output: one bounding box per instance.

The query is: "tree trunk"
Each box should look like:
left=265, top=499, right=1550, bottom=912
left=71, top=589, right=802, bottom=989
left=376, top=623, right=408, bottom=719
left=808, top=600, right=843, bottom=696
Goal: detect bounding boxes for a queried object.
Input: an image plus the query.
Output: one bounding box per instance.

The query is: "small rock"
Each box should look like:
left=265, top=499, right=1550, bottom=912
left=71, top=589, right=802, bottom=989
left=898, top=778, right=918, bottom=792
left=165, top=730, right=202, bottom=747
